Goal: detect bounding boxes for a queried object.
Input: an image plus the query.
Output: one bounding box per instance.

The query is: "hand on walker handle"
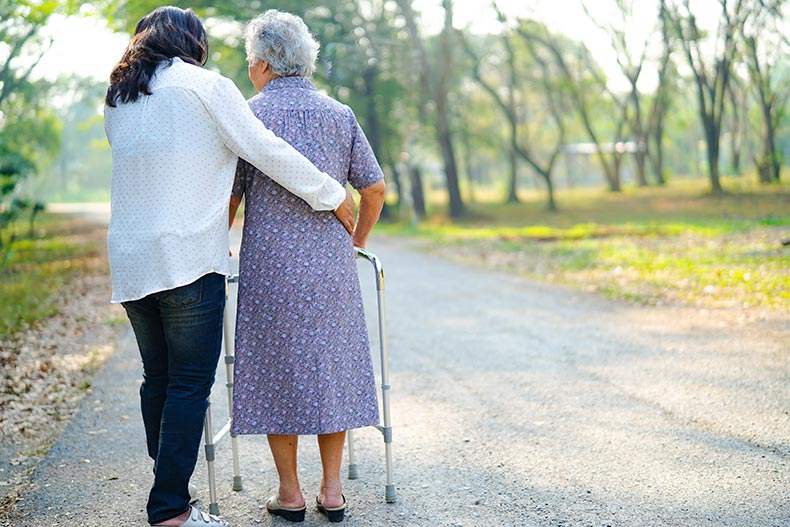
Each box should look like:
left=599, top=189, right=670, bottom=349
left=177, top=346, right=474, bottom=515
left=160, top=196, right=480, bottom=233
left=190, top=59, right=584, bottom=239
left=334, top=187, right=356, bottom=235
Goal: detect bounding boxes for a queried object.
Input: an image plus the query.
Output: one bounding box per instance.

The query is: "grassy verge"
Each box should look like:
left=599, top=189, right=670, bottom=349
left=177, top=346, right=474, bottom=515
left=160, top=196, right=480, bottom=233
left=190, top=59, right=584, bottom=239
left=379, top=177, right=790, bottom=311
left=0, top=213, right=103, bottom=336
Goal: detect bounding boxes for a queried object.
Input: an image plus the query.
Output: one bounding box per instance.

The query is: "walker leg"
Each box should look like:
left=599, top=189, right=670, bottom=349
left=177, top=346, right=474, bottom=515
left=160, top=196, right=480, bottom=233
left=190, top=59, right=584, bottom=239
left=347, top=429, right=359, bottom=479
left=376, top=279, right=396, bottom=503
left=231, top=434, right=243, bottom=491
left=203, top=400, right=220, bottom=515
left=351, top=249, right=397, bottom=502
left=223, top=293, right=243, bottom=493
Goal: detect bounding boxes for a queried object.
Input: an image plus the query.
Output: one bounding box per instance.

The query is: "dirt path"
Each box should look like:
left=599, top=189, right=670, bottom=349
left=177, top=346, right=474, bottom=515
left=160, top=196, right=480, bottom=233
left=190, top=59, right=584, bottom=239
left=9, top=231, right=789, bottom=527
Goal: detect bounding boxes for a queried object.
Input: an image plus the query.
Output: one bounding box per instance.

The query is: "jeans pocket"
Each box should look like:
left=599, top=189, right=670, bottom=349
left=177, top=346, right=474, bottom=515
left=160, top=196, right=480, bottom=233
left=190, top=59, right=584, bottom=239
left=159, top=277, right=204, bottom=307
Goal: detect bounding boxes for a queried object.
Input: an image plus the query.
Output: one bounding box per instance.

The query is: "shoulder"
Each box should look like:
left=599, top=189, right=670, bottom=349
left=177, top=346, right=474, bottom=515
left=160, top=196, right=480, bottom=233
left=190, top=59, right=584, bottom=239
left=313, top=90, right=353, bottom=116
left=152, top=60, right=234, bottom=99
left=247, top=91, right=266, bottom=109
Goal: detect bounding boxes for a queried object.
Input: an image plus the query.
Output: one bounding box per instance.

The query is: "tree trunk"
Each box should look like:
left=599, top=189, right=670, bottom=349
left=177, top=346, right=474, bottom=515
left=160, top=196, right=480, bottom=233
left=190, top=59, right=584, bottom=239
left=363, top=65, right=381, bottom=159
left=389, top=162, right=404, bottom=209
left=461, top=128, right=476, bottom=204
left=648, top=0, right=670, bottom=187
left=731, top=134, right=741, bottom=175
left=635, top=144, right=649, bottom=187
left=436, top=110, right=464, bottom=218
left=610, top=154, right=623, bottom=192
left=436, top=0, right=464, bottom=218
left=707, top=128, right=723, bottom=193
left=757, top=161, right=773, bottom=184
left=541, top=168, right=557, bottom=212
left=651, top=136, right=666, bottom=186
left=506, top=131, right=519, bottom=203
left=769, top=126, right=781, bottom=183
left=728, top=81, right=743, bottom=175
left=409, top=165, right=426, bottom=218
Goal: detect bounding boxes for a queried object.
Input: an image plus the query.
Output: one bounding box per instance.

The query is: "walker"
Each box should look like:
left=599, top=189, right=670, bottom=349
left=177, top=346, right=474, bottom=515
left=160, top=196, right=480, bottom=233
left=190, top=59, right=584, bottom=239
left=202, top=247, right=395, bottom=515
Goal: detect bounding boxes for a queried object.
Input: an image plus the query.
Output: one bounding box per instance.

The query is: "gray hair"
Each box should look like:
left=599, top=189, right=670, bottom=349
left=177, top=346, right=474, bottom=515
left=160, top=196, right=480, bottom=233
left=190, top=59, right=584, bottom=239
left=244, top=10, right=319, bottom=78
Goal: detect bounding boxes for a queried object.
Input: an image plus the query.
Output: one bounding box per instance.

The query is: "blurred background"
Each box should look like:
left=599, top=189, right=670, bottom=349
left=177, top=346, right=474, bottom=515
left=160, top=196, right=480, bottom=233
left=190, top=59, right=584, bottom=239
left=2, top=4, right=789, bottom=523
left=3, top=0, right=788, bottom=208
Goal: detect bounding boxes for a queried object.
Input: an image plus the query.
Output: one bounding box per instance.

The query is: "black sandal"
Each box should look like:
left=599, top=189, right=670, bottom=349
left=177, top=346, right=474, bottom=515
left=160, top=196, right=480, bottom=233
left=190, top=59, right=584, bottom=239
left=316, top=494, right=346, bottom=522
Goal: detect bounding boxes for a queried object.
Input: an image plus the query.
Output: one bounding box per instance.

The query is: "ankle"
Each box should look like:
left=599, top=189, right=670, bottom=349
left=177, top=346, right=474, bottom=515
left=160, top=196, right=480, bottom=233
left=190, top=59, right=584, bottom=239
left=151, top=509, right=190, bottom=526
left=321, top=475, right=342, bottom=490
left=319, top=480, right=344, bottom=506
left=278, top=485, right=305, bottom=508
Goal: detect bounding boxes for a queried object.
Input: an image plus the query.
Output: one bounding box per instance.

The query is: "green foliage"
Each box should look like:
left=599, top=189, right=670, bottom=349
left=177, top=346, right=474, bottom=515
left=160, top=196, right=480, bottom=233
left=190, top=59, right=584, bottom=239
left=0, top=0, right=83, bottom=251
left=80, top=1, right=790, bottom=211
left=0, top=213, right=98, bottom=335
left=0, top=82, right=61, bottom=249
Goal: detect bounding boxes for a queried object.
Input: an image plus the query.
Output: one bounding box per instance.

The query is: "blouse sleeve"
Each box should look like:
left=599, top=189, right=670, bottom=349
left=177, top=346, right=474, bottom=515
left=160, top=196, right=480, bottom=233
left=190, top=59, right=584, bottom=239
left=206, top=75, right=345, bottom=211
left=347, top=108, right=385, bottom=190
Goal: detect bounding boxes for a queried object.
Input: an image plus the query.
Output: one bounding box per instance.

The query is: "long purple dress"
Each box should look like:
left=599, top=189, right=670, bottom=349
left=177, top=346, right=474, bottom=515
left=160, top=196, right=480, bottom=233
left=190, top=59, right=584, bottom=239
left=231, top=76, right=383, bottom=435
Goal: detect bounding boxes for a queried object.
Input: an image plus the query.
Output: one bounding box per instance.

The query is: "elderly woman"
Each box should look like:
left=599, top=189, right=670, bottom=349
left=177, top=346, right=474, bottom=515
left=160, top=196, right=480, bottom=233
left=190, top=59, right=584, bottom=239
left=229, top=10, right=386, bottom=524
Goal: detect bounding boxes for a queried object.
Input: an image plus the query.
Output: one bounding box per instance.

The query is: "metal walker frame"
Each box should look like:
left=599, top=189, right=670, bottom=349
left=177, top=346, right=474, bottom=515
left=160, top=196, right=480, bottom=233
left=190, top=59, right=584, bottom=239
left=202, top=247, right=395, bottom=515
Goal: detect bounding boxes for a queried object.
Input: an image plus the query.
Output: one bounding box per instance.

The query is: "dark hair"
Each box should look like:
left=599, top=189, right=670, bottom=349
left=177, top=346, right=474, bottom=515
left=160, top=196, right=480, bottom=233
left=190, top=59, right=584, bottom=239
left=105, top=6, right=208, bottom=107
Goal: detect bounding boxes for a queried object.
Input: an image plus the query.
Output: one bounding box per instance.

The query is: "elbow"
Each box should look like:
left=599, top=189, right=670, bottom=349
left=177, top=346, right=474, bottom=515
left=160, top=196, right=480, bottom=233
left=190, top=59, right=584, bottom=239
left=362, top=180, right=386, bottom=199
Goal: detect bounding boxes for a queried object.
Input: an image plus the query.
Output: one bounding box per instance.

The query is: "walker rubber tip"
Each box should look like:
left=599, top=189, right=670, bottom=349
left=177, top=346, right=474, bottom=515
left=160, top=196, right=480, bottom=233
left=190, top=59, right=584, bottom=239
left=385, top=484, right=396, bottom=503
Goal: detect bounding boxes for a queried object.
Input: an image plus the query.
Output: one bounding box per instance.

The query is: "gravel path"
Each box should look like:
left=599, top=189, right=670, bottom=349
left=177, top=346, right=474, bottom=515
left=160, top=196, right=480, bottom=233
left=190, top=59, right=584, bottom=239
left=12, top=231, right=789, bottom=527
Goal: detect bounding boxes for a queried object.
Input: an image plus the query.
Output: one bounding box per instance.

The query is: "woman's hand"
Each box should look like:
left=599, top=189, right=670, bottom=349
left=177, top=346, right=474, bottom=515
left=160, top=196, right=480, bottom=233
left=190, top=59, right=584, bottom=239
left=333, top=187, right=356, bottom=235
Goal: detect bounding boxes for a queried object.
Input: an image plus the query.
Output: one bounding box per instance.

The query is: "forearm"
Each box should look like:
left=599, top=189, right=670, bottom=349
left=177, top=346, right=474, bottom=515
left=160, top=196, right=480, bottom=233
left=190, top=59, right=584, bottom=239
left=352, top=181, right=386, bottom=248
left=210, top=76, right=344, bottom=211
left=229, top=195, right=242, bottom=230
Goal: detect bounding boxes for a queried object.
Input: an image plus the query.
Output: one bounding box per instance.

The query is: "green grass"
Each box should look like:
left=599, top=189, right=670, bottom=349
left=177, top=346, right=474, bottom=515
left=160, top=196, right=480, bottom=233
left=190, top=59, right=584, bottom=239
left=0, top=214, right=102, bottom=335
left=380, top=177, right=790, bottom=310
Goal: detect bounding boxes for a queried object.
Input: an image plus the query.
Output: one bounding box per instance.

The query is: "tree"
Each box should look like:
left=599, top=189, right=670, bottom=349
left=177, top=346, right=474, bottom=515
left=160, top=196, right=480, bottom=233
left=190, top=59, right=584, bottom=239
left=648, top=0, right=676, bottom=185
left=0, top=80, right=60, bottom=249
left=459, top=5, right=522, bottom=205
left=581, top=0, right=651, bottom=187
left=0, top=0, right=76, bottom=246
left=307, top=1, right=407, bottom=217
left=395, top=0, right=465, bottom=218
left=743, top=0, right=788, bottom=183
left=516, top=22, right=626, bottom=192
left=459, top=14, right=565, bottom=211
left=667, top=0, right=750, bottom=193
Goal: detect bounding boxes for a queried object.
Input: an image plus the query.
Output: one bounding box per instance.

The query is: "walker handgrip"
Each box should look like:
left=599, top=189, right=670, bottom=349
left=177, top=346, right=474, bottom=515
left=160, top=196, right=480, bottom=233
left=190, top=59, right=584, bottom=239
left=354, top=247, right=384, bottom=291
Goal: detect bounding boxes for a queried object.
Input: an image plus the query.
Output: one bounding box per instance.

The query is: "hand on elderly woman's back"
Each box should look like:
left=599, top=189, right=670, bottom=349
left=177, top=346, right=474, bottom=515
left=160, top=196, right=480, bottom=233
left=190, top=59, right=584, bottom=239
left=333, top=187, right=356, bottom=235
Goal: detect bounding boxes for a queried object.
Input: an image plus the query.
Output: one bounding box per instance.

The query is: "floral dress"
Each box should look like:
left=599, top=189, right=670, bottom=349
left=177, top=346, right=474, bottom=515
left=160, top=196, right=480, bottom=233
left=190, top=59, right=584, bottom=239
left=231, top=76, right=383, bottom=435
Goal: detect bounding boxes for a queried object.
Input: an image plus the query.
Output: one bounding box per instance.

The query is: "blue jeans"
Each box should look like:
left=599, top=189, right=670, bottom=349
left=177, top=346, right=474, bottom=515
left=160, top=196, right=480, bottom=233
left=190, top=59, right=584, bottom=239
left=122, top=273, right=225, bottom=524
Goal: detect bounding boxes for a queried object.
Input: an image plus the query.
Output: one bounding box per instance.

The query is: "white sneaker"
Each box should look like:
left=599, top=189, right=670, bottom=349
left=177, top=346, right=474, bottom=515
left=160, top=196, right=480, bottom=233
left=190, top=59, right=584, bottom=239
left=180, top=505, right=228, bottom=526
left=188, top=482, right=198, bottom=504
